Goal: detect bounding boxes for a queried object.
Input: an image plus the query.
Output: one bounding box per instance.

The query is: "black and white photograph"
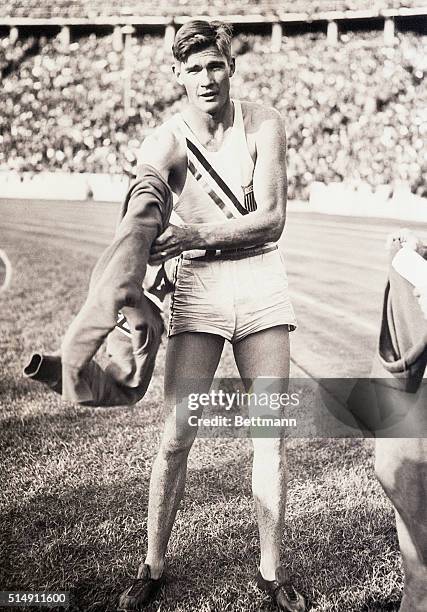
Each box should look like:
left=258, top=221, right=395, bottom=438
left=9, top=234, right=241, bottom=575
left=1, top=1, right=426, bottom=611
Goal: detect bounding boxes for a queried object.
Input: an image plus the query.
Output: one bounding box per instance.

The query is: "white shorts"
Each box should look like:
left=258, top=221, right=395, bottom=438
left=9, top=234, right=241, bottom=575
left=168, top=247, right=297, bottom=343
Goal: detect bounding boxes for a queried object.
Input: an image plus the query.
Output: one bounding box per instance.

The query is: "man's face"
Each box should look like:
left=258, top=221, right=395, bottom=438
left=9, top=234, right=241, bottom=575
left=173, top=45, right=235, bottom=114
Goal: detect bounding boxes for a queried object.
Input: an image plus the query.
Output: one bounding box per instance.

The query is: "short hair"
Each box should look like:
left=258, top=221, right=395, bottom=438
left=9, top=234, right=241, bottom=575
left=172, top=20, right=233, bottom=64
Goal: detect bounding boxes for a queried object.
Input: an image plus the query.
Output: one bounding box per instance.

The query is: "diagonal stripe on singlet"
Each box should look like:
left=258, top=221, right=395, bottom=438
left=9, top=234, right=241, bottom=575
left=187, top=159, right=235, bottom=219
left=186, top=138, right=249, bottom=216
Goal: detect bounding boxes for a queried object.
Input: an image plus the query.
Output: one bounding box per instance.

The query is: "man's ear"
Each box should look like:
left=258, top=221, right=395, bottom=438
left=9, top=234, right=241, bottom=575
left=172, top=63, right=184, bottom=86
left=229, top=56, right=236, bottom=78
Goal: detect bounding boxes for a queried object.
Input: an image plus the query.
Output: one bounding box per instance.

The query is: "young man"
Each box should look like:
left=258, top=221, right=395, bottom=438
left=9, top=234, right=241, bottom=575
left=119, top=20, right=304, bottom=612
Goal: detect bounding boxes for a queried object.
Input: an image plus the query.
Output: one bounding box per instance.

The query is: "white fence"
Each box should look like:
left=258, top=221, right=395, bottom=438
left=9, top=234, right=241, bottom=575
left=0, top=171, right=128, bottom=202
left=309, top=181, right=427, bottom=223
left=1, top=171, right=426, bottom=222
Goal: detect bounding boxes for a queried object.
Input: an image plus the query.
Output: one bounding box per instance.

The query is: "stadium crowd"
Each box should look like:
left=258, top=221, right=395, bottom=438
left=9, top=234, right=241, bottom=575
left=236, top=31, right=427, bottom=198
left=0, top=29, right=425, bottom=199
left=1, top=0, right=426, bottom=19
left=0, top=36, right=37, bottom=74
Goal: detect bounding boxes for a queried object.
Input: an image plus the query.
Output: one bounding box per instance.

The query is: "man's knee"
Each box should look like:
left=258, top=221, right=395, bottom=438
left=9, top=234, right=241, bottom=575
left=375, top=439, right=426, bottom=497
left=158, top=431, right=196, bottom=460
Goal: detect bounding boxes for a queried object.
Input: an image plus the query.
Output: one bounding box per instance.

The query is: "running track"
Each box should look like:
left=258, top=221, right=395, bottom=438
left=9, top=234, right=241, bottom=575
left=1, top=198, right=426, bottom=379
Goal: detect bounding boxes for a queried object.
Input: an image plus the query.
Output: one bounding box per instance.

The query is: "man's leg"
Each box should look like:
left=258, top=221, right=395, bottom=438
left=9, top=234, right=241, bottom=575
left=375, top=438, right=427, bottom=611
left=143, top=332, right=225, bottom=578
left=233, top=325, right=290, bottom=581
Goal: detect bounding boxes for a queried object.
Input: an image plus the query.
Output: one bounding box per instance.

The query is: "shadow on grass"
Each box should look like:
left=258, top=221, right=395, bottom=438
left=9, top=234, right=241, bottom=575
left=1, top=401, right=396, bottom=612
left=166, top=504, right=402, bottom=612
left=2, top=478, right=150, bottom=612
left=1, top=407, right=372, bottom=479
left=2, top=442, right=402, bottom=611
left=0, top=374, right=36, bottom=402
left=0, top=404, right=164, bottom=458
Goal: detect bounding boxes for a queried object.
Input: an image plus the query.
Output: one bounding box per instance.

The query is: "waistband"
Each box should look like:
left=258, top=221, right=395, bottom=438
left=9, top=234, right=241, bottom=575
left=183, top=244, right=278, bottom=262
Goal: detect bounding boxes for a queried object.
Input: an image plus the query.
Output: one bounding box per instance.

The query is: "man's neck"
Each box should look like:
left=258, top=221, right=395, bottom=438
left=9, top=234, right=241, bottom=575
left=185, top=98, right=234, bottom=137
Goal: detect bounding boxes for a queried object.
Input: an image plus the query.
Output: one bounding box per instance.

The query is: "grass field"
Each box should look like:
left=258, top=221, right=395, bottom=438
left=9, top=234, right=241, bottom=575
left=1, top=199, right=427, bottom=612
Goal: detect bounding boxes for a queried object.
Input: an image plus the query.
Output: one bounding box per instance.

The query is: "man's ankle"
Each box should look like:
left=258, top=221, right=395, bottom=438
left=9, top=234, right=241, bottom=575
left=140, top=560, right=164, bottom=580
left=259, top=564, right=278, bottom=582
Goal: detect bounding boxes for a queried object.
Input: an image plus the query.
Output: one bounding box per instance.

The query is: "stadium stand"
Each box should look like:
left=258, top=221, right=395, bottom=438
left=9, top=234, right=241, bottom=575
left=0, top=28, right=425, bottom=200
left=1, top=0, right=426, bottom=19
left=237, top=32, right=427, bottom=199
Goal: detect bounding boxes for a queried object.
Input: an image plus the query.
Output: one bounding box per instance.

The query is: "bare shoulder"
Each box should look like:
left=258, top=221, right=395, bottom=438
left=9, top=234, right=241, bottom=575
left=137, top=121, right=180, bottom=162
left=137, top=119, right=184, bottom=182
left=240, top=101, right=285, bottom=134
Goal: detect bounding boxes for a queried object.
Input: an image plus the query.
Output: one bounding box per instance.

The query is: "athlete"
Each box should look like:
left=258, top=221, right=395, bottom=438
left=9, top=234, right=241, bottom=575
left=118, top=20, right=304, bottom=612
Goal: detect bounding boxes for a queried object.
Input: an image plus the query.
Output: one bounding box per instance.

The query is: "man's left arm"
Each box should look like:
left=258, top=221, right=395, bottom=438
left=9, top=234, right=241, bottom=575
left=150, top=108, right=287, bottom=263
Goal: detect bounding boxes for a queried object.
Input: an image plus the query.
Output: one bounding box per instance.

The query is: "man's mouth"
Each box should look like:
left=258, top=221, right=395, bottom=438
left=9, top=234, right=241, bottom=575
left=199, top=91, right=218, bottom=98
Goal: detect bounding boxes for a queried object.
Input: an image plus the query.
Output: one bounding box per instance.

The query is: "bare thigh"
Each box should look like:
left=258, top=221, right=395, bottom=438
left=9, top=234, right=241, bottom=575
left=233, top=325, right=290, bottom=381
left=160, top=332, right=225, bottom=449
left=233, top=326, right=290, bottom=445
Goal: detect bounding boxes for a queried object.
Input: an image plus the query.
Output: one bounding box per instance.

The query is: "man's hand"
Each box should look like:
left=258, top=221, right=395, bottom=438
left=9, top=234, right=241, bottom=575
left=149, top=224, right=194, bottom=265
left=386, top=228, right=423, bottom=254
left=387, top=228, right=427, bottom=318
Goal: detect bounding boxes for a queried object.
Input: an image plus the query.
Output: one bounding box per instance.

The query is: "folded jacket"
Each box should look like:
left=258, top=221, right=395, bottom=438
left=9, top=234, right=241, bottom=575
left=24, top=164, right=173, bottom=406
left=23, top=305, right=163, bottom=407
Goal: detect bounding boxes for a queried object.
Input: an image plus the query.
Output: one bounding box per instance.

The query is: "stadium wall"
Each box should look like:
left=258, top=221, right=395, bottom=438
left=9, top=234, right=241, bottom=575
left=1, top=171, right=426, bottom=222
left=0, top=171, right=128, bottom=202
left=309, top=182, right=427, bottom=222
left=1, top=8, right=426, bottom=52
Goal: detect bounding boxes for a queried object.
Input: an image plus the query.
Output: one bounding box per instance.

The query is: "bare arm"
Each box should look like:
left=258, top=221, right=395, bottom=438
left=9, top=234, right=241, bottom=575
left=136, top=124, right=182, bottom=190
left=150, top=107, right=287, bottom=263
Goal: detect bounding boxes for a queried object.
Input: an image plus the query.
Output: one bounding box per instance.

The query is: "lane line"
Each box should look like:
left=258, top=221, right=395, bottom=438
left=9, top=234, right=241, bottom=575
left=290, top=289, right=378, bottom=334
left=0, top=219, right=113, bottom=236
left=289, top=215, right=427, bottom=233
left=287, top=219, right=427, bottom=245
left=284, top=247, right=386, bottom=273
left=0, top=222, right=111, bottom=247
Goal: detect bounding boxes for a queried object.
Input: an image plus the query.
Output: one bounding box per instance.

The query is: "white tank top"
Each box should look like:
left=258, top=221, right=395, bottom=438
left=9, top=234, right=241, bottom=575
left=143, top=100, right=268, bottom=300
left=170, top=99, right=256, bottom=226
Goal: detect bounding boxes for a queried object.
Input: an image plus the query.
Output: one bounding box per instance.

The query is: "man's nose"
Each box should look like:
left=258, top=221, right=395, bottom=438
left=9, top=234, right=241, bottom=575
left=200, top=68, right=213, bottom=85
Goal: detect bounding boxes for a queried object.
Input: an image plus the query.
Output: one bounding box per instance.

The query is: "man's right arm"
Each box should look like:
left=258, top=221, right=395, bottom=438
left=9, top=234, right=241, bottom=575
left=136, top=125, right=183, bottom=194
left=26, top=128, right=180, bottom=406
left=61, top=165, right=173, bottom=358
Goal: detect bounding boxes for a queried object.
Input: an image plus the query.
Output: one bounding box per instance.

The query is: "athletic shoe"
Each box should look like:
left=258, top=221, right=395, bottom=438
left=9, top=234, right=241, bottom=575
left=117, top=565, right=163, bottom=611
left=256, top=566, right=306, bottom=611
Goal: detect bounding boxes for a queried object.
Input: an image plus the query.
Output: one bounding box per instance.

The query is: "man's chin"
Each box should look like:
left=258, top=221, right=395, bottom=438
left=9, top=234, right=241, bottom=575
left=194, top=96, right=223, bottom=113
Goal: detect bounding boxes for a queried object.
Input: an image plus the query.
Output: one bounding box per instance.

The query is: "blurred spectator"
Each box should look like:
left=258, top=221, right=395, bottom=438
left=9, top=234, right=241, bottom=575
left=233, top=31, right=427, bottom=198
left=0, top=29, right=425, bottom=200
left=0, top=36, right=37, bottom=74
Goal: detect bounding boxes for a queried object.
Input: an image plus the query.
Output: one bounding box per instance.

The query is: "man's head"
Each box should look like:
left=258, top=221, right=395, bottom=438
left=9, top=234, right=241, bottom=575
left=172, top=20, right=235, bottom=114
left=172, top=20, right=233, bottom=64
